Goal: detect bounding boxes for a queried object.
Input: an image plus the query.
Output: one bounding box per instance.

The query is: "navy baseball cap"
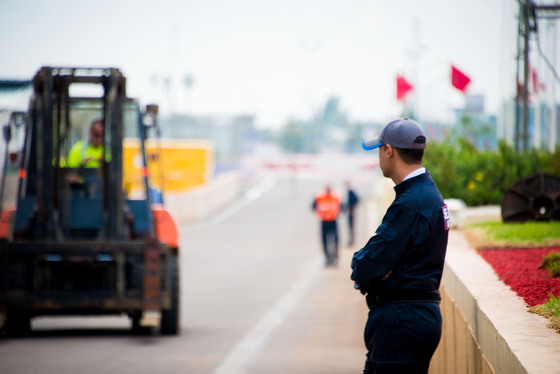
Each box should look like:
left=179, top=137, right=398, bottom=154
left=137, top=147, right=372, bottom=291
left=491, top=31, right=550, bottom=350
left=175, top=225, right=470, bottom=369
left=362, top=117, right=426, bottom=151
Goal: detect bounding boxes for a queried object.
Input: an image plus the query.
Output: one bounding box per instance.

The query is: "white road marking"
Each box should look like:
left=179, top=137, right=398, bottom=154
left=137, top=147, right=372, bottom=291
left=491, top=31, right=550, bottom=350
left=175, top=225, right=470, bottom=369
left=180, top=178, right=277, bottom=232
left=212, top=257, right=323, bottom=374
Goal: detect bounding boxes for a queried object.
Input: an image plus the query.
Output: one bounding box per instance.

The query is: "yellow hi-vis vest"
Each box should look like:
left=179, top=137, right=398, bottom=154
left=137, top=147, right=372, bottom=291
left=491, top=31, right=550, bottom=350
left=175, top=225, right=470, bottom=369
left=66, top=140, right=106, bottom=168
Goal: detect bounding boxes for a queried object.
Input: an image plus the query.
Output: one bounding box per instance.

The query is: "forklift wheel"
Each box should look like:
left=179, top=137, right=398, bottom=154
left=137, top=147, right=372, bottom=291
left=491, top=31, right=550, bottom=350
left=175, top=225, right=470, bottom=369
left=131, top=314, right=154, bottom=335
left=4, top=310, right=31, bottom=337
left=160, top=255, right=179, bottom=335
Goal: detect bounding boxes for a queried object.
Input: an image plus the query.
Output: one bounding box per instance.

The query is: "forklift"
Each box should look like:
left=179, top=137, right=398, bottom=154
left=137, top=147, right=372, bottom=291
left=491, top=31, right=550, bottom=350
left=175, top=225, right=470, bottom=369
left=0, top=67, right=180, bottom=335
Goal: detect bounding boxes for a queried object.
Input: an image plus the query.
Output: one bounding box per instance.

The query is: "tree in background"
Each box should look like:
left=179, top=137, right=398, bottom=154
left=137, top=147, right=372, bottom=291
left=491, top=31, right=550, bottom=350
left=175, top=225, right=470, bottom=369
left=278, top=96, right=370, bottom=154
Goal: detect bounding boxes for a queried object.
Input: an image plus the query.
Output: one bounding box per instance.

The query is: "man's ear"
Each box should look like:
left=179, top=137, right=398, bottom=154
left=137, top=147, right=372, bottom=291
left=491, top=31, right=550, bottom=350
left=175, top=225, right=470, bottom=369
left=385, top=144, right=394, bottom=158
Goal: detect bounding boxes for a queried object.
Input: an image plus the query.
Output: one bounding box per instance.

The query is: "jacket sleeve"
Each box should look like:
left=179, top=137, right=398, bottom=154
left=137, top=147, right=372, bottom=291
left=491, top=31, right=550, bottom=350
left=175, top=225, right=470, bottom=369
left=351, top=202, right=418, bottom=293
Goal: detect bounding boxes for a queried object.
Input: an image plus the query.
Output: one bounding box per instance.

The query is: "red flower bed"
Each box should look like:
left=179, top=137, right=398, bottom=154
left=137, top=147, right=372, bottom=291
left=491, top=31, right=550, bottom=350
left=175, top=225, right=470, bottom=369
left=478, top=248, right=560, bottom=307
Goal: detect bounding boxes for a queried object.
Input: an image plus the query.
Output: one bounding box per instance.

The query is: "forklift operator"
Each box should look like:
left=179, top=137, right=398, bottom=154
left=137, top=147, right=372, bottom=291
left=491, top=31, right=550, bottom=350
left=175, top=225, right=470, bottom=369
left=67, top=119, right=106, bottom=168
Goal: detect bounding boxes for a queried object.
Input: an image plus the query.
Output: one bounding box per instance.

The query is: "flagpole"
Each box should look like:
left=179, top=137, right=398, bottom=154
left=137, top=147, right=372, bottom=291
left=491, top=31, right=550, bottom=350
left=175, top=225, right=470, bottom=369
left=533, top=68, right=541, bottom=149
left=515, top=1, right=522, bottom=152
left=550, top=19, right=558, bottom=152
left=522, top=0, right=531, bottom=152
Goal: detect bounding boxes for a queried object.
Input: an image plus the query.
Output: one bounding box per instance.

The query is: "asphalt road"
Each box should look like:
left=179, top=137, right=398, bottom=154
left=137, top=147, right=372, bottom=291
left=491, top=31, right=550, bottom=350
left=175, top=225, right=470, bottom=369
left=0, top=177, right=374, bottom=374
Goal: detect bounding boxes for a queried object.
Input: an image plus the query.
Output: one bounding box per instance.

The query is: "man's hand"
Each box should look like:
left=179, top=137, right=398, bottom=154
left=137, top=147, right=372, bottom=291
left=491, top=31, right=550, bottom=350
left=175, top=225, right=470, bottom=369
left=66, top=172, right=82, bottom=184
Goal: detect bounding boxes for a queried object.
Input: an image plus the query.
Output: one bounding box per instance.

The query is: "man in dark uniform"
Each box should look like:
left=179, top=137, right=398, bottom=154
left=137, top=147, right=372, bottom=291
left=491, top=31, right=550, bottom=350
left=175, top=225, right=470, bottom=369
left=351, top=118, right=450, bottom=374
left=344, top=181, right=360, bottom=246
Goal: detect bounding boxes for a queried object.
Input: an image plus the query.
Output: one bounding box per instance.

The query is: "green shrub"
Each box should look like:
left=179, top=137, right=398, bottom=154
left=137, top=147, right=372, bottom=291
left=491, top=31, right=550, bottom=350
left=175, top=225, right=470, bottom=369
left=543, top=293, right=560, bottom=317
left=533, top=293, right=560, bottom=318
left=540, top=252, right=560, bottom=278
left=424, top=139, right=560, bottom=206
left=530, top=293, right=560, bottom=333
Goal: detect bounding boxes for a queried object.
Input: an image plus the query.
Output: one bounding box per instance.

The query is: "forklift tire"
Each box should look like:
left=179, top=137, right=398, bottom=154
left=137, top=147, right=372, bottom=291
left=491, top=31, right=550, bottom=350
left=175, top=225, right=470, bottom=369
left=0, top=305, right=6, bottom=331
left=128, top=256, right=143, bottom=291
left=160, top=255, right=179, bottom=335
left=131, top=313, right=154, bottom=335
left=4, top=310, right=31, bottom=336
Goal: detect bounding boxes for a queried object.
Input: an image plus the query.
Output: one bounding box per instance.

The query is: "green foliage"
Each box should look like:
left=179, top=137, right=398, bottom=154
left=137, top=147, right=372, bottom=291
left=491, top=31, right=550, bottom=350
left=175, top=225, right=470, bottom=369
left=540, top=252, right=560, bottom=278
left=548, top=261, right=560, bottom=278
left=530, top=293, right=560, bottom=333
left=538, top=293, right=560, bottom=317
left=472, top=221, right=560, bottom=246
left=424, top=139, right=560, bottom=206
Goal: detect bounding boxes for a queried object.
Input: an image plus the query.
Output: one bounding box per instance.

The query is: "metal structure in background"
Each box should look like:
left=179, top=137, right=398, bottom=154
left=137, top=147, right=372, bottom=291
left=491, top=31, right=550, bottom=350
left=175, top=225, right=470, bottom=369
left=501, top=171, right=560, bottom=222
left=516, top=0, right=560, bottom=152
left=0, top=80, right=32, bottom=93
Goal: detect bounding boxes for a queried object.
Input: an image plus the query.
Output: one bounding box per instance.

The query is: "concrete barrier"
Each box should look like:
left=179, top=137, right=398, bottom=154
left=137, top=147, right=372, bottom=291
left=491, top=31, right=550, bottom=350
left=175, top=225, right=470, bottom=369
left=164, top=170, right=242, bottom=224
left=430, top=230, right=560, bottom=374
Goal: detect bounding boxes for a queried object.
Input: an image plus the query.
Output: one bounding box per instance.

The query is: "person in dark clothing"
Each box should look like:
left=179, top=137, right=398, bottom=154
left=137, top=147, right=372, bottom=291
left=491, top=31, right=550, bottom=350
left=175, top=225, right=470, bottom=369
left=351, top=118, right=450, bottom=374
left=344, top=181, right=360, bottom=246
left=312, top=185, right=342, bottom=267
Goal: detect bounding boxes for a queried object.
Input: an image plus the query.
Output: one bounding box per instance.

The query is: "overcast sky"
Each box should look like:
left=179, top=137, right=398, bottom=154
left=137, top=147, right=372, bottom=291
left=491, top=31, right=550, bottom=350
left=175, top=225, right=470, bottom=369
left=1, top=0, right=558, bottom=129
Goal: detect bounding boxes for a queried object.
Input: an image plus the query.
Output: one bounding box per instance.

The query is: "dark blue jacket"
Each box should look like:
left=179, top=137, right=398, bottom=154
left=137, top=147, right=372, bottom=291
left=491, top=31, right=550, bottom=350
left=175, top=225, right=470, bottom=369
left=351, top=172, right=449, bottom=295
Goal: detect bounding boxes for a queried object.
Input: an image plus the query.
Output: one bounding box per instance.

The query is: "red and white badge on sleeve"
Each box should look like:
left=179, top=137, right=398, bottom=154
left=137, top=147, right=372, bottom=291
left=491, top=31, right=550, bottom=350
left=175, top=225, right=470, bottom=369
left=442, top=205, right=451, bottom=230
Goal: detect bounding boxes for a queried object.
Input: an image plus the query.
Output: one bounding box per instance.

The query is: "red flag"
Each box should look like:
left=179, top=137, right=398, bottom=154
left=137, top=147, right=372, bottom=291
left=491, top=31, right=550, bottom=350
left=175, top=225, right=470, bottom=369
left=451, top=65, right=470, bottom=93
left=531, top=68, right=546, bottom=94
left=396, top=75, right=413, bottom=101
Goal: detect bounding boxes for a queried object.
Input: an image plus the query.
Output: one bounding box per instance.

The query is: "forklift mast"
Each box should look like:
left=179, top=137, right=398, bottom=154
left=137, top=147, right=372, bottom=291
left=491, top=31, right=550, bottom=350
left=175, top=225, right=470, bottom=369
left=16, top=67, right=153, bottom=242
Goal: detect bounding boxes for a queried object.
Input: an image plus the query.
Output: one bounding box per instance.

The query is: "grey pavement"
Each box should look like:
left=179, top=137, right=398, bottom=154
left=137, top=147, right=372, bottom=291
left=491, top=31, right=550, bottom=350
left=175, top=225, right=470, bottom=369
left=0, top=177, right=372, bottom=374
left=2, top=173, right=526, bottom=374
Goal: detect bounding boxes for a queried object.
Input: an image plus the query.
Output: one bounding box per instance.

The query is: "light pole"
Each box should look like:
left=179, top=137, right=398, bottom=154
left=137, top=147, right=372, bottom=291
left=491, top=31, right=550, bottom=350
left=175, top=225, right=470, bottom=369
left=299, top=38, right=323, bottom=151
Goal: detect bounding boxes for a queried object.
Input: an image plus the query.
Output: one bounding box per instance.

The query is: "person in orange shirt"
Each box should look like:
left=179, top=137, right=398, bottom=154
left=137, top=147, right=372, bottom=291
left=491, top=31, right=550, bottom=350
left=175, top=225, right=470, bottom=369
left=312, top=185, right=341, bottom=267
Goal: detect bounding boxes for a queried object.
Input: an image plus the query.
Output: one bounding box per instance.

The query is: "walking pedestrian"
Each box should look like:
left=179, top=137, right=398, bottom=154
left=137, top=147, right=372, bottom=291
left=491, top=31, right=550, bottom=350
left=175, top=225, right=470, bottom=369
left=312, top=185, right=342, bottom=267
left=351, top=118, right=450, bottom=373
left=344, top=181, right=360, bottom=246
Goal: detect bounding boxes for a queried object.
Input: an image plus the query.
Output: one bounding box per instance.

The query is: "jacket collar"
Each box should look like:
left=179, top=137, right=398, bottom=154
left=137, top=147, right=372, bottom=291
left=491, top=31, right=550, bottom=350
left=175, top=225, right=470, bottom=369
left=394, top=171, right=430, bottom=195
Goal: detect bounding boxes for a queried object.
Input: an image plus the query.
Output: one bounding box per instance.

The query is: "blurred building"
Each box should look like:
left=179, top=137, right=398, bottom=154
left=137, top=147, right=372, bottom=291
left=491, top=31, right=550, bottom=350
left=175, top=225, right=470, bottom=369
left=159, top=114, right=257, bottom=173
left=499, top=99, right=560, bottom=151
left=453, top=94, right=498, bottom=150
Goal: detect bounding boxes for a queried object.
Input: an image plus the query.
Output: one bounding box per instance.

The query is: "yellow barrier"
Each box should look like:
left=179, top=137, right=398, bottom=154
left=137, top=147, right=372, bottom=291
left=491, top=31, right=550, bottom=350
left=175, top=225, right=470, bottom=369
left=123, top=138, right=214, bottom=195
